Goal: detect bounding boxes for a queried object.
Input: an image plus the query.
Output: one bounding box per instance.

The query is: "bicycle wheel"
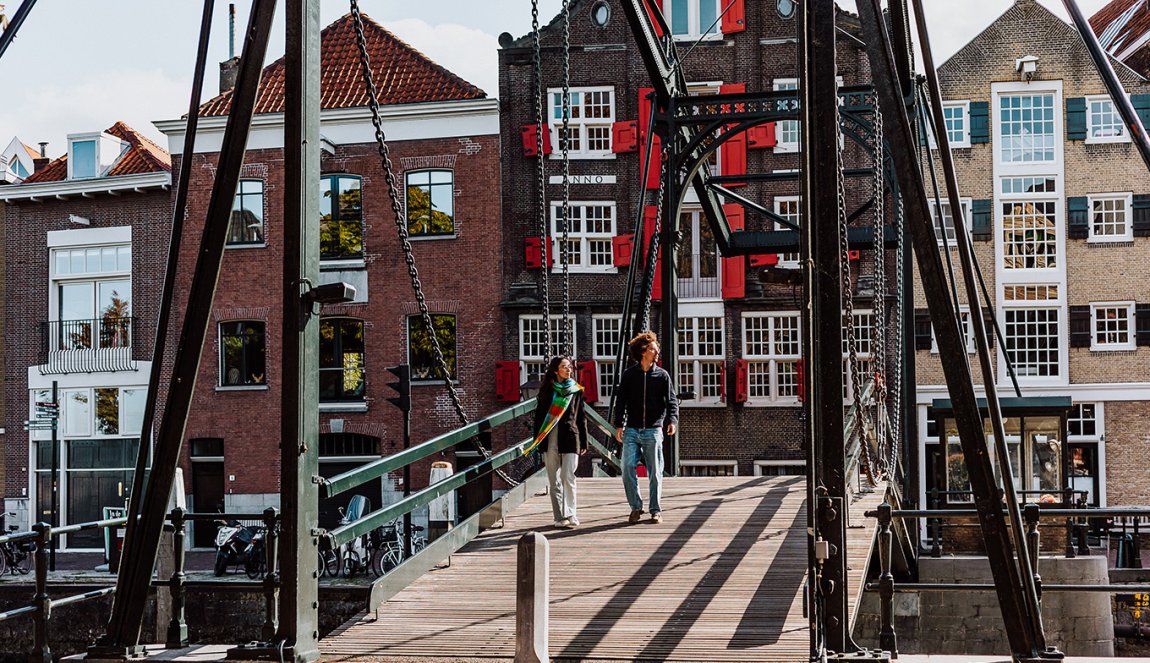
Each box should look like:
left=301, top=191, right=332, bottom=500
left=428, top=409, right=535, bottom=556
left=14, top=543, right=33, bottom=575
left=413, top=537, right=427, bottom=554
left=319, top=548, right=341, bottom=578
left=245, top=556, right=265, bottom=579
left=0, top=548, right=8, bottom=576
left=341, top=550, right=361, bottom=577
left=381, top=548, right=402, bottom=573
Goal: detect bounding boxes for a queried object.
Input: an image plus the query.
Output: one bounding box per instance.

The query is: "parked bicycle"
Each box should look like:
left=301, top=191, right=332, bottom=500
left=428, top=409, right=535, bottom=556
left=0, top=513, right=35, bottom=576
left=370, top=519, right=427, bottom=576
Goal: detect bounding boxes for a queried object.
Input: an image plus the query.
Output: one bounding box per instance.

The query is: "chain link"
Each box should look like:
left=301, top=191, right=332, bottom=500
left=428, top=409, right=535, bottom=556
left=559, top=0, right=573, bottom=356
left=349, top=3, right=520, bottom=486
left=641, top=141, right=670, bottom=331
left=531, top=0, right=552, bottom=366
left=870, top=105, right=889, bottom=477
left=837, top=105, right=879, bottom=487
left=890, top=195, right=906, bottom=477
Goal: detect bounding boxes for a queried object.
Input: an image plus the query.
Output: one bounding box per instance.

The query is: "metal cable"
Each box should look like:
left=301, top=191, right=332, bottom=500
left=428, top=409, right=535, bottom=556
left=559, top=0, right=573, bottom=356
left=871, top=105, right=889, bottom=475
left=531, top=0, right=552, bottom=366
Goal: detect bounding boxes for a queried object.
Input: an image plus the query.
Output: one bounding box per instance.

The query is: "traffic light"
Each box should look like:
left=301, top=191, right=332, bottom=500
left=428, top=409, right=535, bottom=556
left=386, top=364, right=411, bottom=413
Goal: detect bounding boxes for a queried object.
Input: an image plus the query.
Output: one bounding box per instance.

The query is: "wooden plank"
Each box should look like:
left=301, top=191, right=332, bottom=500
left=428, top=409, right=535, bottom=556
left=322, top=477, right=882, bottom=661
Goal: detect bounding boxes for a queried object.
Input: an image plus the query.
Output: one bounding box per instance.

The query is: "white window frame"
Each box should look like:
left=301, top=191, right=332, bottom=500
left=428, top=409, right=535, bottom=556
left=753, top=460, right=805, bottom=477
left=592, top=314, right=621, bottom=403
left=929, top=197, right=972, bottom=247
left=930, top=307, right=976, bottom=354
left=1067, top=402, right=1107, bottom=506
left=997, top=175, right=1062, bottom=276
left=941, top=100, right=971, bottom=148
left=680, top=460, right=738, bottom=476
left=993, top=84, right=1062, bottom=168
left=1086, top=94, right=1130, bottom=144
left=1087, top=192, right=1133, bottom=243
left=676, top=208, right=722, bottom=299
left=1090, top=301, right=1136, bottom=351
left=550, top=201, right=618, bottom=274
left=842, top=309, right=874, bottom=404
left=518, top=314, right=577, bottom=384
left=548, top=86, right=615, bottom=159
left=664, top=0, right=723, bottom=41
left=741, top=312, right=801, bottom=407
left=773, top=196, right=801, bottom=267
left=678, top=306, right=725, bottom=407
left=1000, top=303, right=1064, bottom=386
left=773, top=79, right=800, bottom=153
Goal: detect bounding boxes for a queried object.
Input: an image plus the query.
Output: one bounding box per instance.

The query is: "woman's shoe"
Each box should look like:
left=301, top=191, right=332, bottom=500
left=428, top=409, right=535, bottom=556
left=553, top=518, right=569, bottom=528
left=565, top=517, right=580, bottom=528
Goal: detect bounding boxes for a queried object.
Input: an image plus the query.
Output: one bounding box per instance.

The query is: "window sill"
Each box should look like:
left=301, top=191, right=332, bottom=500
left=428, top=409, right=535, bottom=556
left=547, top=152, right=617, bottom=161
left=548, top=267, right=619, bottom=275
left=319, top=401, right=368, bottom=413
left=1085, top=136, right=1131, bottom=146
left=1089, top=345, right=1137, bottom=353
left=1086, top=237, right=1134, bottom=246
left=774, top=144, right=800, bottom=154
left=408, top=234, right=458, bottom=242
left=742, top=400, right=801, bottom=408
left=225, top=242, right=267, bottom=250
left=672, top=33, right=724, bottom=42
left=321, top=259, right=366, bottom=271
left=680, top=401, right=726, bottom=408
left=216, top=384, right=269, bottom=392
left=412, top=380, right=460, bottom=387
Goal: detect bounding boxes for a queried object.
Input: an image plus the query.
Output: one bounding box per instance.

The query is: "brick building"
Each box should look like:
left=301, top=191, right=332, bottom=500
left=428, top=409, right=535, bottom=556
left=916, top=0, right=1150, bottom=510
left=154, top=13, right=503, bottom=545
left=496, top=0, right=882, bottom=477
left=0, top=123, right=172, bottom=548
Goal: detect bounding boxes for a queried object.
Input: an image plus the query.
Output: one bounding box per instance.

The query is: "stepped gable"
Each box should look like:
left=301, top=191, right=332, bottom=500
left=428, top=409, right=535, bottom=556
left=197, top=12, right=486, bottom=118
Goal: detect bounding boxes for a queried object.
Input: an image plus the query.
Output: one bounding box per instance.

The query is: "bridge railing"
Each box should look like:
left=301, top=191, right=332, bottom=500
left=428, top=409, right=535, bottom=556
left=0, top=516, right=127, bottom=661
left=320, top=397, right=620, bottom=611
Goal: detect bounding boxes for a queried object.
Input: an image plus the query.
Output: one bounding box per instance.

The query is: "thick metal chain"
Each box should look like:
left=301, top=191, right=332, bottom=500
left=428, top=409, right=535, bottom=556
left=870, top=106, right=889, bottom=476
left=559, top=0, right=573, bottom=356
left=349, top=4, right=520, bottom=486
left=640, top=141, right=670, bottom=331
left=890, top=195, right=906, bottom=477
left=531, top=0, right=552, bottom=366
left=837, top=108, right=879, bottom=486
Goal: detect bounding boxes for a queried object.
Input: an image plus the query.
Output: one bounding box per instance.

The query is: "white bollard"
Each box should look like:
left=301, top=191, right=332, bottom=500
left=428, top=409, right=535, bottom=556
left=515, top=531, right=549, bottom=663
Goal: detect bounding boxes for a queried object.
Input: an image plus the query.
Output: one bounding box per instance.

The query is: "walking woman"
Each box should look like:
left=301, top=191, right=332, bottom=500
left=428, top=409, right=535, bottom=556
left=529, top=356, right=589, bottom=528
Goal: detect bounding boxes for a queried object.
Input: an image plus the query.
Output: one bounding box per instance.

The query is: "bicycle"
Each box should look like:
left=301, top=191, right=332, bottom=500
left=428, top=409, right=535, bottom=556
left=0, top=514, right=34, bottom=576
left=370, top=520, right=427, bottom=576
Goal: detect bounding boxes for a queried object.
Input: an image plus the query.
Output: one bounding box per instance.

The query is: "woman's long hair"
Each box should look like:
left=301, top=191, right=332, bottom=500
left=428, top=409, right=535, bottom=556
left=537, top=355, right=574, bottom=400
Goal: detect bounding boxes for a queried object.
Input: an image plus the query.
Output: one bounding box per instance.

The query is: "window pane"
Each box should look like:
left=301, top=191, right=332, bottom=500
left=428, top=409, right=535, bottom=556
left=220, top=321, right=266, bottom=386
left=320, top=175, right=364, bottom=259
left=95, top=388, right=119, bottom=435
left=228, top=179, right=265, bottom=245
left=406, top=170, right=455, bottom=236
left=409, top=314, right=458, bottom=380
left=72, top=140, right=96, bottom=178
left=64, top=390, right=91, bottom=437
left=121, top=388, right=146, bottom=435
left=320, top=318, right=366, bottom=400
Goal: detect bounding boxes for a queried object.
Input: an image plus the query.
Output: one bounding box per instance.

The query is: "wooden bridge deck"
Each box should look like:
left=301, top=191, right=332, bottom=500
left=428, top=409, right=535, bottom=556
left=322, top=476, right=884, bottom=662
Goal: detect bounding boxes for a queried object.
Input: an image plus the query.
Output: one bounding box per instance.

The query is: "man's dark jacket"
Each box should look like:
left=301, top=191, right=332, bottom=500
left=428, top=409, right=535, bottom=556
left=612, top=364, right=679, bottom=429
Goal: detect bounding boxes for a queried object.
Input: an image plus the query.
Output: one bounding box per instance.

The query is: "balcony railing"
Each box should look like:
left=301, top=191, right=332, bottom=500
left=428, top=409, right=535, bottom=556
left=39, top=317, right=138, bottom=375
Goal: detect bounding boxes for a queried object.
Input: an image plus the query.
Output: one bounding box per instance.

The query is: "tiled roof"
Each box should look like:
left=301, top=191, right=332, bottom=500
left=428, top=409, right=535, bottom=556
left=1091, top=0, right=1150, bottom=56
left=22, top=121, right=171, bottom=184
left=198, top=12, right=485, bottom=117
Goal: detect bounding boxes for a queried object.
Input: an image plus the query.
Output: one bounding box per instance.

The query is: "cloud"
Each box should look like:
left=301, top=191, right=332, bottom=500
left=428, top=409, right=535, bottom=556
left=0, top=69, right=187, bottom=157
left=384, top=18, right=501, bottom=97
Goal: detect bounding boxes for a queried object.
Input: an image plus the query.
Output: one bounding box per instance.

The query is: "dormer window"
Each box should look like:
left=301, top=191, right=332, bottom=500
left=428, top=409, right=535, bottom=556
left=67, top=132, right=128, bottom=180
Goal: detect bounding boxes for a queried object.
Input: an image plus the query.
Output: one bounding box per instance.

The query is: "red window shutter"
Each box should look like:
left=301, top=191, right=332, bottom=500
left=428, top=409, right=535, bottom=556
left=496, top=361, right=521, bottom=402
left=735, top=359, right=748, bottom=403
left=796, top=359, right=806, bottom=403
left=521, top=124, right=553, bottom=157
left=612, top=233, right=635, bottom=267
left=612, top=120, right=638, bottom=153
left=644, top=0, right=665, bottom=38
left=748, top=123, right=777, bottom=149
left=719, top=84, right=747, bottom=187
left=639, top=88, right=663, bottom=190
left=645, top=136, right=663, bottom=190
left=639, top=88, right=654, bottom=143
left=721, top=203, right=745, bottom=299
left=749, top=254, right=779, bottom=268
left=525, top=236, right=542, bottom=269
left=720, top=0, right=745, bottom=34
left=643, top=206, right=663, bottom=301
left=719, top=361, right=727, bottom=403
left=578, top=363, right=599, bottom=404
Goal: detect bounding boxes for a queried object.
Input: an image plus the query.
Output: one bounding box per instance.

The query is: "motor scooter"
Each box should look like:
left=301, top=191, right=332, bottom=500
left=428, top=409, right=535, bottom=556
left=337, top=495, right=371, bottom=576
left=214, top=520, right=266, bottom=578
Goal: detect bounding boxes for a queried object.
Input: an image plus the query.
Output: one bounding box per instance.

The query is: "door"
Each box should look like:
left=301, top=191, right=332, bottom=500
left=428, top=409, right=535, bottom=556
left=191, top=461, right=225, bottom=548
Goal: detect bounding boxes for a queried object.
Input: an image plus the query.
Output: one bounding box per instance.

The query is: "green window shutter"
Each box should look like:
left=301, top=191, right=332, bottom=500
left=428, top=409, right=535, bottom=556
left=971, top=199, right=992, bottom=241
left=1067, top=197, right=1089, bottom=239
left=1066, top=97, right=1087, bottom=140
left=1137, top=303, right=1150, bottom=346
left=1134, top=194, right=1150, bottom=237
left=914, top=309, right=932, bottom=350
left=969, top=102, right=989, bottom=144
left=1132, top=94, right=1150, bottom=132
left=1069, top=305, right=1091, bottom=348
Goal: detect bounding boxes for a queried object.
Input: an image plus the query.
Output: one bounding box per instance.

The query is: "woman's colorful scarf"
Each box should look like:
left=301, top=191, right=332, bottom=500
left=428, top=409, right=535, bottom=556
left=525, top=378, right=583, bottom=454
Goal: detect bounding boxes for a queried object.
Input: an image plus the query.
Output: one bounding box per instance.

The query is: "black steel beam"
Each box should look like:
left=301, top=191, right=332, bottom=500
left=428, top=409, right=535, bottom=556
left=0, top=0, right=38, bottom=62
left=856, top=0, right=1050, bottom=658
left=92, top=1, right=278, bottom=655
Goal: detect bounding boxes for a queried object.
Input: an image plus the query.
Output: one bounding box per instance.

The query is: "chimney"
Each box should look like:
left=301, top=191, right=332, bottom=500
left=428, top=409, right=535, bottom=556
left=219, top=57, right=240, bottom=94
left=33, top=142, right=49, bottom=172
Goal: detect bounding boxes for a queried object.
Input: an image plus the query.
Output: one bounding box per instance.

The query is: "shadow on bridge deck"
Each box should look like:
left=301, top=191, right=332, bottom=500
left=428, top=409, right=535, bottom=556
left=322, top=476, right=883, bottom=662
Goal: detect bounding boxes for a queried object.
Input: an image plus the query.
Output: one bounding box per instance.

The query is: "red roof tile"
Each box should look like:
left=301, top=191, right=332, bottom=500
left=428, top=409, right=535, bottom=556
left=1091, top=0, right=1150, bottom=56
left=198, top=12, right=485, bottom=117
left=22, top=121, right=171, bottom=184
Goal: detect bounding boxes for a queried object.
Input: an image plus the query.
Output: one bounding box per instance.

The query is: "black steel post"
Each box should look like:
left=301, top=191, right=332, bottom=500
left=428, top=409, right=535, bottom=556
left=878, top=502, right=897, bottom=655
left=403, top=401, right=412, bottom=560
left=0, top=0, right=38, bottom=61
left=261, top=507, right=279, bottom=642
left=166, top=507, right=188, bottom=648
left=49, top=380, right=57, bottom=572
left=803, top=0, right=855, bottom=655
left=856, top=0, right=1051, bottom=658
left=30, top=523, right=50, bottom=663
left=93, top=2, right=277, bottom=656
left=274, top=0, right=321, bottom=660
left=662, top=136, right=679, bottom=476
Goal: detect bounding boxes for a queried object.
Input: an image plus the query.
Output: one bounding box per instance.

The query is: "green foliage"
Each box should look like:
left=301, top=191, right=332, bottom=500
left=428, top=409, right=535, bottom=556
left=406, top=185, right=454, bottom=235
left=409, top=314, right=457, bottom=380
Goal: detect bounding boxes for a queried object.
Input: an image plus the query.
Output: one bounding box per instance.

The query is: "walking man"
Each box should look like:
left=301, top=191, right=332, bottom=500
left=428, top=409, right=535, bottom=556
left=613, top=331, right=678, bottom=524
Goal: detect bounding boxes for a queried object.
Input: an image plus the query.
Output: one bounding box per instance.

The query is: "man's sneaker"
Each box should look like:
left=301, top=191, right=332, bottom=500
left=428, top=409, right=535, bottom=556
left=563, top=517, right=579, bottom=529
left=628, top=509, right=643, bottom=524
left=554, top=518, right=569, bottom=528
left=650, top=512, right=663, bottom=524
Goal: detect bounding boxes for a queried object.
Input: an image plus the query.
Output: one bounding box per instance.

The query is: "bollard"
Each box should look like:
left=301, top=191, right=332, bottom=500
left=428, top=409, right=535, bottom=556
left=29, top=523, right=51, bottom=663
left=261, top=507, right=280, bottom=642
left=515, top=532, right=549, bottom=663
left=1024, top=503, right=1042, bottom=600
left=877, top=502, right=897, bottom=656
left=167, top=507, right=189, bottom=648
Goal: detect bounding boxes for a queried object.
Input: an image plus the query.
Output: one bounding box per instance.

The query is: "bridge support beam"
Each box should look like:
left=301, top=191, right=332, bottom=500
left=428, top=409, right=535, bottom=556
left=515, top=532, right=549, bottom=663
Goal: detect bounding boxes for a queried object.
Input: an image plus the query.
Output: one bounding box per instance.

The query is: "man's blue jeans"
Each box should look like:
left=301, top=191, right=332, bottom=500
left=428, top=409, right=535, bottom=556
left=622, top=427, right=664, bottom=514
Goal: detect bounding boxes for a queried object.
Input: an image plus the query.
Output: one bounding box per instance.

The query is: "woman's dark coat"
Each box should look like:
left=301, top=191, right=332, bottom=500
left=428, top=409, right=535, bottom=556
left=533, top=388, right=590, bottom=454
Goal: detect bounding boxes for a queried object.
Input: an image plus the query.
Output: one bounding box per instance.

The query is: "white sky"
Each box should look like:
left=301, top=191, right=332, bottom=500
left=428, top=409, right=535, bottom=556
left=0, top=0, right=1111, bottom=156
